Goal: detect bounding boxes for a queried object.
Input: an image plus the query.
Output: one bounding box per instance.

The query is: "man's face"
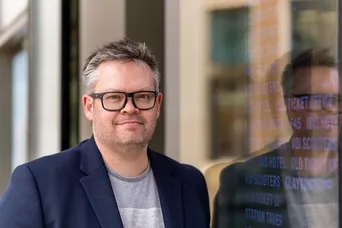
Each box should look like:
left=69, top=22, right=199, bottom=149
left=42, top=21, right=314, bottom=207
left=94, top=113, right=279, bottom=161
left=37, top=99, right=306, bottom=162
left=82, top=61, right=162, bottom=149
left=287, top=66, right=340, bottom=139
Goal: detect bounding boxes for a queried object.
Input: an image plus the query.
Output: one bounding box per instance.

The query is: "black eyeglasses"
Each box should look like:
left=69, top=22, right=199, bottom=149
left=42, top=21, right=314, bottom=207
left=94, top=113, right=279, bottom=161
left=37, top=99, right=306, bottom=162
left=288, top=94, right=342, bottom=113
left=90, top=91, right=158, bottom=111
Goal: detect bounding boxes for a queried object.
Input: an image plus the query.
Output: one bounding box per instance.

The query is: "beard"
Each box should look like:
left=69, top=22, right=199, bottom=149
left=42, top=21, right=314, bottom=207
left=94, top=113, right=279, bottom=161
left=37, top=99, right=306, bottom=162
left=93, top=115, right=156, bottom=152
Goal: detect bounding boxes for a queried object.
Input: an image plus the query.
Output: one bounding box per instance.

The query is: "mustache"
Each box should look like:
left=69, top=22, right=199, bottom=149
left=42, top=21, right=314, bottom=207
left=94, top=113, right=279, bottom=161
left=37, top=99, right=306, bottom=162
left=114, top=116, right=145, bottom=124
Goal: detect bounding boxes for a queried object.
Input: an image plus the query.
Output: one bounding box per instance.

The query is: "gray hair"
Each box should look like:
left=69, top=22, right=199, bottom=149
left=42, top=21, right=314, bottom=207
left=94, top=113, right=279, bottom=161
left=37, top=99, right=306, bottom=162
left=83, top=38, right=160, bottom=94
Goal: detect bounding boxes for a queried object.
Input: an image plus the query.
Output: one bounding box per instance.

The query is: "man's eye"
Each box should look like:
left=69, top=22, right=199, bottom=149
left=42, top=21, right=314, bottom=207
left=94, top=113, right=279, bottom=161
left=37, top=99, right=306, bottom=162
left=135, top=94, right=148, bottom=99
left=106, top=95, right=123, bottom=100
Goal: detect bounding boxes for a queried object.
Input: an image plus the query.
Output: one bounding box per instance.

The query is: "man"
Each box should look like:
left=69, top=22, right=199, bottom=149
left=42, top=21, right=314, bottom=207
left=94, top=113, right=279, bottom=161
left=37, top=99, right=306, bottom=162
left=212, top=48, right=340, bottom=227
left=0, top=38, right=210, bottom=228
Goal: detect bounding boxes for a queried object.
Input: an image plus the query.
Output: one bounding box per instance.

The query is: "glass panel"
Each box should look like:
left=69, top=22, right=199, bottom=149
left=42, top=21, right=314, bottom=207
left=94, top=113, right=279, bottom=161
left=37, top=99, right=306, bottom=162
left=199, top=0, right=339, bottom=227
left=11, top=49, right=29, bottom=171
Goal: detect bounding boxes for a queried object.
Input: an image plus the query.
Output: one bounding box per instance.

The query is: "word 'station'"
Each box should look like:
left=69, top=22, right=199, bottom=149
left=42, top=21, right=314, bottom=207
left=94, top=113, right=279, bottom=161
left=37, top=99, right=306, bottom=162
left=245, top=208, right=283, bottom=227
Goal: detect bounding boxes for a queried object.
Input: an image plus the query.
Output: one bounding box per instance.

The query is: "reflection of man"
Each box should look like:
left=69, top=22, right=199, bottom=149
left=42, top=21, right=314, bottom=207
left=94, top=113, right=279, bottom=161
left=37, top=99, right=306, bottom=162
left=0, top=38, right=210, bottom=228
left=212, top=49, right=340, bottom=228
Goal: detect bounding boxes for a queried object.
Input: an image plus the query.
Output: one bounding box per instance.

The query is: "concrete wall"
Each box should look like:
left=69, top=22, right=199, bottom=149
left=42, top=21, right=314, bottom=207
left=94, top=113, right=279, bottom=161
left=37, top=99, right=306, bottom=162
left=29, top=0, right=61, bottom=158
left=0, top=0, right=28, bottom=29
left=0, top=0, right=29, bottom=195
left=0, top=52, right=13, bottom=194
left=179, top=0, right=211, bottom=169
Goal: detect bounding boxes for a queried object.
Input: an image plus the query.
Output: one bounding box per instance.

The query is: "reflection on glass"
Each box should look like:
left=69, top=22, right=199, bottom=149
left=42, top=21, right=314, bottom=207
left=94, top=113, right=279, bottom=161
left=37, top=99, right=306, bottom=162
left=208, top=0, right=339, bottom=227
left=11, top=50, right=28, bottom=171
left=210, top=8, right=249, bottom=64
left=209, top=7, right=249, bottom=159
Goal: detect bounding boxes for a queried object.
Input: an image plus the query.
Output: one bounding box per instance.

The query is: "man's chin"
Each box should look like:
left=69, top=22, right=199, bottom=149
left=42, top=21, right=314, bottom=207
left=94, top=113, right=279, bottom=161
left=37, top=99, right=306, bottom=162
left=116, top=137, right=147, bottom=146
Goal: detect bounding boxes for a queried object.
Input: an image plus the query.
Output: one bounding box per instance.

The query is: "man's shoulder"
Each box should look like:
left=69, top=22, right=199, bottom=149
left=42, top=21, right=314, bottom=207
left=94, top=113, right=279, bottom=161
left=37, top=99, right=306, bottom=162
left=149, top=150, right=204, bottom=179
left=20, top=139, right=87, bottom=175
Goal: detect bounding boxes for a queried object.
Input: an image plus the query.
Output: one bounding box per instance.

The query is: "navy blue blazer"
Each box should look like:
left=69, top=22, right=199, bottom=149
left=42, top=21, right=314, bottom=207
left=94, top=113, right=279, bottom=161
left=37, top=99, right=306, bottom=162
left=0, top=137, right=210, bottom=228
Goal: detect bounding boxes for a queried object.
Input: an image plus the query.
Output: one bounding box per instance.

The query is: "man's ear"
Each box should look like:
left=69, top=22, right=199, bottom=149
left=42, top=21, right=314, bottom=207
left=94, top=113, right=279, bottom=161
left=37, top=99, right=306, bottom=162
left=82, top=95, right=94, bottom=121
left=156, top=93, right=163, bottom=119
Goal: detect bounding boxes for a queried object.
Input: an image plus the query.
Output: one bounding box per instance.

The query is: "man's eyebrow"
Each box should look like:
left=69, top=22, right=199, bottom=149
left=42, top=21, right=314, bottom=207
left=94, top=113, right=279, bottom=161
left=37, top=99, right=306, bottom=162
left=94, top=89, right=121, bottom=93
left=136, top=87, right=155, bottom=91
left=98, top=88, right=155, bottom=93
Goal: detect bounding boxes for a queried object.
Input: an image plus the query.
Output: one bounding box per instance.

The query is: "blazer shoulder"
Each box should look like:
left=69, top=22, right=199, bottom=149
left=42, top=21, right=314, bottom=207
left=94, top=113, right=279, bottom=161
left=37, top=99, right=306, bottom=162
left=182, top=164, right=204, bottom=178
left=220, top=161, right=243, bottom=180
left=24, top=140, right=86, bottom=174
left=149, top=150, right=204, bottom=178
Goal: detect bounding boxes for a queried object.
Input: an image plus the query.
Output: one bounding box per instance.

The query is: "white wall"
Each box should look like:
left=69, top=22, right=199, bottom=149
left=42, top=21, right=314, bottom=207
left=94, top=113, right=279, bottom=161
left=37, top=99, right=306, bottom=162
left=0, top=0, right=29, bottom=196
left=0, top=0, right=28, bottom=29
left=179, top=0, right=210, bottom=169
left=0, top=51, right=13, bottom=195
left=29, top=0, right=61, bottom=158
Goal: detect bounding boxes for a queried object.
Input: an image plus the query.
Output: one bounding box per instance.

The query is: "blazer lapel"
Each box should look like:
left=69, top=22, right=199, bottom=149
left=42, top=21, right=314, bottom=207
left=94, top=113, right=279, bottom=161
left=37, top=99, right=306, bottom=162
left=79, top=137, right=124, bottom=228
left=149, top=150, right=184, bottom=228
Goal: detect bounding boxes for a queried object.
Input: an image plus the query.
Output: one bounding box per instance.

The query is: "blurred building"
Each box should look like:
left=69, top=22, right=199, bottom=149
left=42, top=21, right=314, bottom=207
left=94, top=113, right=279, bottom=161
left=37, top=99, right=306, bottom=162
left=0, top=0, right=30, bottom=194
left=0, top=0, right=338, bottom=203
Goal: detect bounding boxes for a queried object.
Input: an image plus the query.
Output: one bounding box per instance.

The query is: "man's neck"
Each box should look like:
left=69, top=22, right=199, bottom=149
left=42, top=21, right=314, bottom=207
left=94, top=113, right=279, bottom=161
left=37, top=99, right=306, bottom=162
left=95, top=139, right=149, bottom=178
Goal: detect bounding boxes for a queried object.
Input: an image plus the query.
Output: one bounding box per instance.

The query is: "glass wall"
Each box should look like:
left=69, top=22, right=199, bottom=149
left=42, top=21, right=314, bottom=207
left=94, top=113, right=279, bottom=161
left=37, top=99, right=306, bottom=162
left=178, top=0, right=339, bottom=227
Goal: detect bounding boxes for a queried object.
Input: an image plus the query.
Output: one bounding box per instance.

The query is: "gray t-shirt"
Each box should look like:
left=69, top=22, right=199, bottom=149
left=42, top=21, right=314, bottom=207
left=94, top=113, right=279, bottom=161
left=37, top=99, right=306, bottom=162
left=285, top=172, right=338, bottom=228
left=107, top=163, right=165, bottom=228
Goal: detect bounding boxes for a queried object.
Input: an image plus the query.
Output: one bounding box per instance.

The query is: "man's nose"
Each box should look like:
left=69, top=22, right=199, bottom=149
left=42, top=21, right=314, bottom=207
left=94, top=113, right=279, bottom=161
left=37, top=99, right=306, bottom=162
left=120, top=97, right=139, bottom=114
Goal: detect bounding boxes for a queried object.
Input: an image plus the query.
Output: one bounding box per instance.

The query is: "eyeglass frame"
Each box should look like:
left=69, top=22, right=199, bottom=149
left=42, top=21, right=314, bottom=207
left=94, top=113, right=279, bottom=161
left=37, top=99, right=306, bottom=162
left=90, top=90, right=159, bottom=111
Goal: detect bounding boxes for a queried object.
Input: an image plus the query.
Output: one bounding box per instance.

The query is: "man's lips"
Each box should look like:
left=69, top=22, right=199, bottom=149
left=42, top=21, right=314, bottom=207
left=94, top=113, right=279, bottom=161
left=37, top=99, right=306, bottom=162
left=117, top=120, right=143, bottom=125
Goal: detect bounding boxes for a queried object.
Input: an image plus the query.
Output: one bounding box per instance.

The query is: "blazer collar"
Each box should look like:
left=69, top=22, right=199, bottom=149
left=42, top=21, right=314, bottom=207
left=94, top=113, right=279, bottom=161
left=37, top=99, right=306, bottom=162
left=79, top=136, right=183, bottom=228
left=148, top=150, right=184, bottom=228
left=79, top=136, right=123, bottom=228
